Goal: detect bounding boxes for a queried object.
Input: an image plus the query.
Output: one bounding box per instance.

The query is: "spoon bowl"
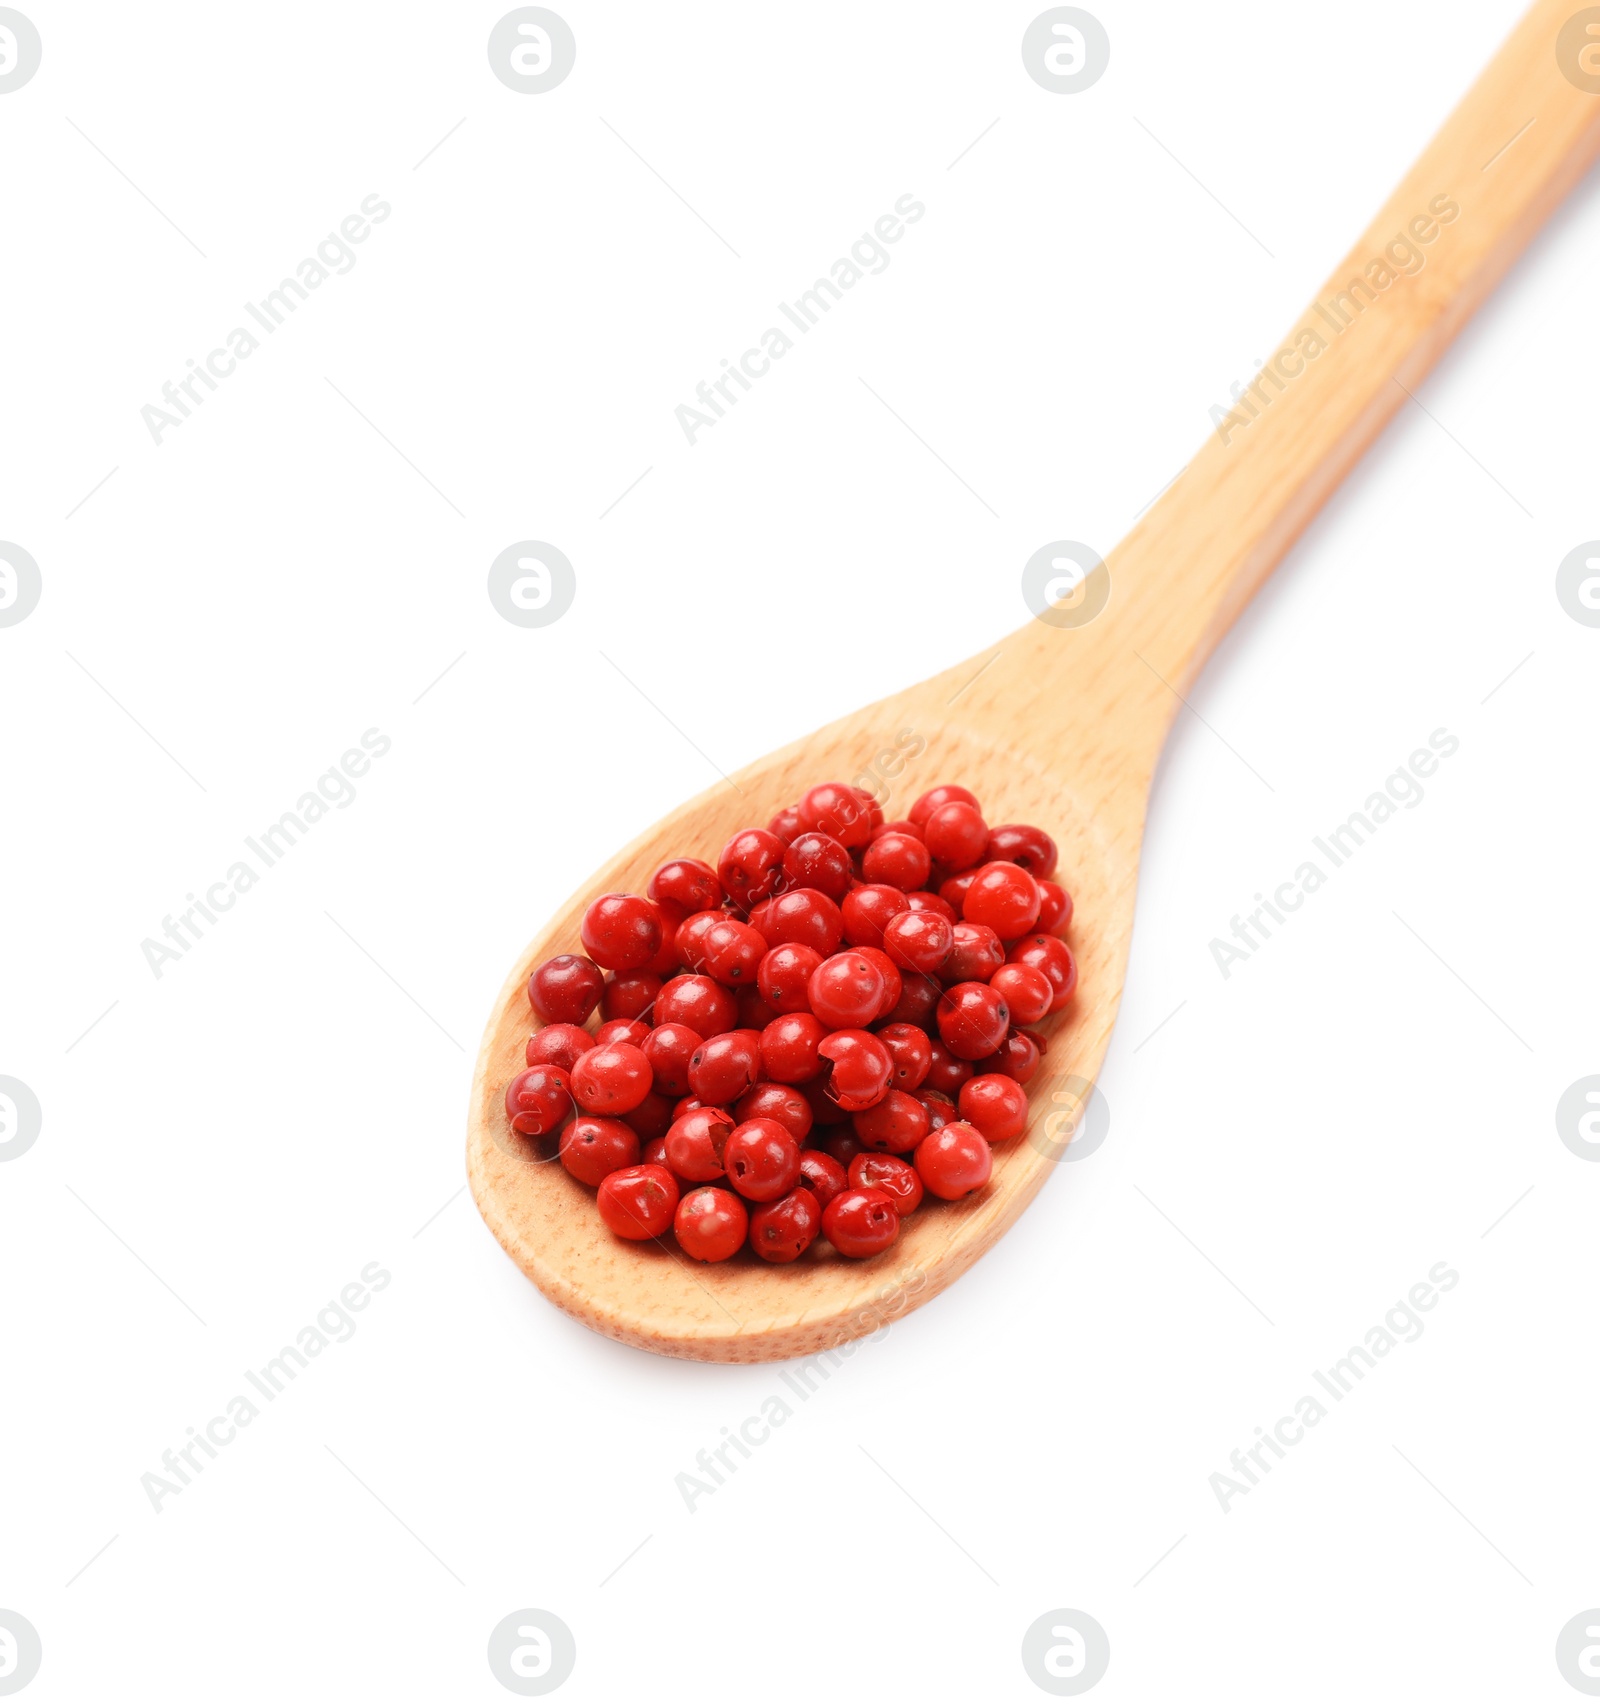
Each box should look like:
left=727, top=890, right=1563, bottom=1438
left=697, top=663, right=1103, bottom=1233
left=468, top=693, right=1137, bottom=1360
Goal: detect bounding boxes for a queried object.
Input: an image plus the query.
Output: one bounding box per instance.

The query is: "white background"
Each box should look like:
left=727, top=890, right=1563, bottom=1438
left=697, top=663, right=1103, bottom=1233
left=3, top=2, right=1597, bottom=1699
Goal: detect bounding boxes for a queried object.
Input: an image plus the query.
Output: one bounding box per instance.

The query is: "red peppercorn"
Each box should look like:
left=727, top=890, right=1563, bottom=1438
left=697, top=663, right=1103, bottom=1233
left=654, top=973, right=738, bottom=1038
left=701, top=917, right=767, bottom=986
left=717, top=827, right=788, bottom=911
left=560, top=1115, right=640, bottom=1186
left=622, top=1090, right=674, bottom=1143
left=797, top=1149, right=848, bottom=1210
left=923, top=1038, right=974, bottom=1096
left=759, top=1012, right=827, bottom=1084
left=884, top=970, right=941, bottom=1028
left=641, top=1023, right=702, bottom=1096
left=752, top=887, right=843, bottom=956
left=854, top=946, right=903, bottom=1021
left=580, top=894, right=663, bottom=972
left=601, top=970, right=662, bottom=1023
left=851, top=786, right=885, bottom=837
left=882, top=908, right=953, bottom=974
left=527, top=953, right=606, bottom=1025
left=817, top=1028, right=892, bottom=1111
left=840, top=883, right=909, bottom=949
left=849, top=1152, right=924, bottom=1215
left=861, top=830, right=932, bottom=891
left=914, top=1120, right=992, bottom=1199
left=504, top=1064, right=572, bottom=1137
left=904, top=889, right=958, bottom=924
left=938, top=869, right=982, bottom=912
left=1036, top=880, right=1073, bottom=935
left=909, top=783, right=979, bottom=827
left=736, top=985, right=778, bottom=1030
left=793, top=1075, right=842, bottom=1131
left=918, top=1088, right=957, bottom=1133
left=749, top=1186, right=821, bottom=1263
left=922, top=801, right=988, bottom=869
left=569, top=1041, right=653, bottom=1115
left=944, top=921, right=1006, bottom=984
left=525, top=1023, right=595, bottom=1074
left=757, top=942, right=823, bottom=1014
left=674, top=909, right=722, bottom=972
left=767, top=803, right=807, bottom=844
left=1007, top=935, right=1078, bottom=1012
left=973, top=1030, right=1042, bottom=1084
left=936, top=981, right=1011, bottom=1060
left=648, top=857, right=723, bottom=916
left=640, top=1134, right=674, bottom=1173
left=687, top=1030, right=761, bottom=1104
left=734, top=1080, right=814, bottom=1143
left=723, top=1117, right=803, bottom=1202
left=674, top=1186, right=748, bottom=1261
left=875, top=1023, right=933, bottom=1091
left=782, top=831, right=854, bottom=899
left=644, top=903, right=684, bottom=977
left=597, top=1164, right=680, bottom=1239
left=985, top=823, right=1058, bottom=880
left=807, top=951, right=885, bottom=1029
left=798, top=781, right=874, bottom=848
left=990, top=962, right=1053, bottom=1026
left=852, top=1088, right=930, bottom=1154
left=962, top=861, right=1042, bottom=940
left=663, top=1106, right=734, bottom=1181
left=959, top=1073, right=1029, bottom=1142
left=593, top=1017, right=650, bottom=1050
left=822, top=1187, right=900, bottom=1257
left=808, top=1125, right=862, bottom=1168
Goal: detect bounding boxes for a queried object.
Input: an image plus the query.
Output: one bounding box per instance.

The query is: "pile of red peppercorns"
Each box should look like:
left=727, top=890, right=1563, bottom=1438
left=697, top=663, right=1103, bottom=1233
left=503, top=780, right=1076, bottom=1264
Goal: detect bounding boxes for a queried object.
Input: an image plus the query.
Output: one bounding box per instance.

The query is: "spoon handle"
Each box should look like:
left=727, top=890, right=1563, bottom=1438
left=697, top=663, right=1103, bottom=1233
left=1004, top=0, right=1600, bottom=771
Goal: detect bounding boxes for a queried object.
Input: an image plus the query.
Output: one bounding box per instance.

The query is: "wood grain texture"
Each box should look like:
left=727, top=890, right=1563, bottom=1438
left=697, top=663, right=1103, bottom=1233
left=468, top=0, right=1600, bottom=1360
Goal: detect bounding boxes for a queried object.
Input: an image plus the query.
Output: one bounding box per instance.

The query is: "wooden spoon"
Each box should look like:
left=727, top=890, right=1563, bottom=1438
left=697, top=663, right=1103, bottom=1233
left=468, top=0, right=1600, bottom=1361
